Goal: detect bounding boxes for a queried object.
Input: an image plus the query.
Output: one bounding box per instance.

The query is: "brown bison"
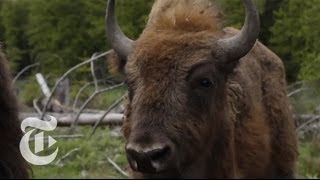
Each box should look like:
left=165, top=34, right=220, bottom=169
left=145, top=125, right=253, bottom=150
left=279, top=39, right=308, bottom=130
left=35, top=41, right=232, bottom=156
left=106, top=0, right=298, bottom=178
left=0, top=48, right=31, bottom=178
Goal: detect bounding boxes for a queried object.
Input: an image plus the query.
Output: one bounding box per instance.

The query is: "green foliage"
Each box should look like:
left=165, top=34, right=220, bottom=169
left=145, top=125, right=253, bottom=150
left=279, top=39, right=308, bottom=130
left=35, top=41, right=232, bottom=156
left=0, top=0, right=319, bottom=82
left=27, top=0, right=105, bottom=76
left=17, top=76, right=41, bottom=106
left=258, top=0, right=284, bottom=44
left=0, top=0, right=32, bottom=72
left=298, top=142, right=320, bottom=178
left=217, top=0, right=266, bottom=29
left=299, top=53, right=320, bottom=81
left=114, top=0, right=153, bottom=40
left=0, top=1, right=4, bottom=41
left=0, top=0, right=152, bottom=79
left=217, top=0, right=278, bottom=46
left=218, top=0, right=320, bottom=82
left=270, top=0, right=320, bottom=82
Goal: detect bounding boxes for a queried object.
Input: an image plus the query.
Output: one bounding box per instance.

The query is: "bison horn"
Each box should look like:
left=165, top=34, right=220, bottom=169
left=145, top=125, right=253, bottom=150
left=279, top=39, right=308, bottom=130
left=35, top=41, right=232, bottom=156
left=218, top=0, right=260, bottom=61
left=106, top=0, right=134, bottom=61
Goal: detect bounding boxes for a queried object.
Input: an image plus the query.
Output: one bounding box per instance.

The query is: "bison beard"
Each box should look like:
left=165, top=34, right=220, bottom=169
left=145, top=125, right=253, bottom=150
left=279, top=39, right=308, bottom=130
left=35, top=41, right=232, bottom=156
left=0, top=50, right=31, bottom=178
left=106, top=0, right=298, bottom=178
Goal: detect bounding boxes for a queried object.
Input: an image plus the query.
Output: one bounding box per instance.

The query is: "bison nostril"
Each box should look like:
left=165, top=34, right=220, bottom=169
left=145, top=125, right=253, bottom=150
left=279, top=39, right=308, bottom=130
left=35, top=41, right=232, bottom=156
left=126, top=144, right=172, bottom=173
left=148, top=146, right=171, bottom=162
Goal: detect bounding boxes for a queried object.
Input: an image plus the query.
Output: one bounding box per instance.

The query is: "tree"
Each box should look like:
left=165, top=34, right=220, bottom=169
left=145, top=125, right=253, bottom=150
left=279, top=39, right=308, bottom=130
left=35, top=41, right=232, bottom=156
left=0, top=0, right=4, bottom=42
left=299, top=53, right=320, bottom=80
left=217, top=0, right=265, bottom=28
left=27, top=0, right=96, bottom=76
left=259, top=0, right=284, bottom=45
left=0, top=0, right=32, bottom=72
left=270, top=0, right=320, bottom=81
left=114, top=0, right=153, bottom=40
left=0, top=0, right=152, bottom=79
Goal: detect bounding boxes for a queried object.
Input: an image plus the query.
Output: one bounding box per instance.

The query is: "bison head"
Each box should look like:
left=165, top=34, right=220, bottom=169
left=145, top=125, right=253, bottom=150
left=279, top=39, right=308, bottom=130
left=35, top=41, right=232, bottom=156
left=106, top=0, right=259, bottom=178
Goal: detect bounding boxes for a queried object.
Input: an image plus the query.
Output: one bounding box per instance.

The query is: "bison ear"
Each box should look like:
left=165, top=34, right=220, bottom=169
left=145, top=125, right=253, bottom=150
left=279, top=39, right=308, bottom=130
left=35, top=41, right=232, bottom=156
left=107, top=50, right=127, bottom=75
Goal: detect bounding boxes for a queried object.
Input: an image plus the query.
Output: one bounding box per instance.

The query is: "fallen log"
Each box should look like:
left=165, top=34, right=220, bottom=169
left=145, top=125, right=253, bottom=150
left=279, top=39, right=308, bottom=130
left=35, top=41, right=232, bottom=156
left=19, top=112, right=124, bottom=126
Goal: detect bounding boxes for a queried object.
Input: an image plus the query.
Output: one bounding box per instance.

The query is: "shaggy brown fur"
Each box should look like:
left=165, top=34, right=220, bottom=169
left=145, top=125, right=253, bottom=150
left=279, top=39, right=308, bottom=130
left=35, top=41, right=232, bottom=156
left=0, top=49, right=31, bottom=178
left=109, top=0, right=298, bottom=178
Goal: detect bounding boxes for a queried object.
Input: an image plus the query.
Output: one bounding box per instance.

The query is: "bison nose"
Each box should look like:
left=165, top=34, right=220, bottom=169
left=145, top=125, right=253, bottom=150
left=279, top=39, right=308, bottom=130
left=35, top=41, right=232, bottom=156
left=126, top=143, right=172, bottom=173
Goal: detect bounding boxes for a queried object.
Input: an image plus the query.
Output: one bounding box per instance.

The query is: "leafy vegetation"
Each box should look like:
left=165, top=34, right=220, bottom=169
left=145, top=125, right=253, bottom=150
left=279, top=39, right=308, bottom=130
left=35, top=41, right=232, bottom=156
left=0, top=0, right=320, bottom=82
left=0, top=0, right=153, bottom=78
left=298, top=142, right=320, bottom=178
left=269, top=0, right=320, bottom=82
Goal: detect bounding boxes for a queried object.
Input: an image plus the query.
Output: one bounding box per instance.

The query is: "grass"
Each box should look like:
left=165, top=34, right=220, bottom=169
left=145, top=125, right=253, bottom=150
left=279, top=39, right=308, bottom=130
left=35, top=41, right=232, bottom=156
left=298, top=141, right=320, bottom=178
left=30, top=125, right=320, bottom=179
left=30, top=126, right=128, bottom=179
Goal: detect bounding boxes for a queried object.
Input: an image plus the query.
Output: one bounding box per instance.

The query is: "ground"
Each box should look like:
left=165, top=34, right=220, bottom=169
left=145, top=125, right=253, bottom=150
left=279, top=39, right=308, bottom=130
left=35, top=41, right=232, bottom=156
left=28, top=125, right=320, bottom=179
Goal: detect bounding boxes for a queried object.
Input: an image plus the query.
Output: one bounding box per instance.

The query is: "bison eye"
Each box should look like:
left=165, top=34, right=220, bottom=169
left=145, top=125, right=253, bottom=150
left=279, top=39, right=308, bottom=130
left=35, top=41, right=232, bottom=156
left=199, top=78, right=213, bottom=88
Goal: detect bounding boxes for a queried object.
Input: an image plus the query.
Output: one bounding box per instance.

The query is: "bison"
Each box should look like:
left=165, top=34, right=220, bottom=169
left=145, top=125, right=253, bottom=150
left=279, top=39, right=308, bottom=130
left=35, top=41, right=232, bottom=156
left=106, top=0, right=298, bottom=178
left=0, top=48, right=31, bottom=178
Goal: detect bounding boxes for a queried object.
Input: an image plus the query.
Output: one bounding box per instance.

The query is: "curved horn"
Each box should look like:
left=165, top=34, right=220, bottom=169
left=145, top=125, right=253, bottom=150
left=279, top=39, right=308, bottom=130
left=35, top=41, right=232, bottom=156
left=218, top=0, right=260, bottom=61
left=106, top=0, right=134, bottom=60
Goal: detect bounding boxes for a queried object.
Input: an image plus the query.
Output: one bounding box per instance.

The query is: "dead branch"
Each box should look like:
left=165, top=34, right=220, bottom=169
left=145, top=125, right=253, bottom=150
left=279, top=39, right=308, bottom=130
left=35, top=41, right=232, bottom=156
left=91, top=94, right=126, bottom=136
left=296, top=114, right=320, bottom=132
left=30, top=134, right=84, bottom=141
left=55, top=148, right=80, bottom=167
left=70, top=83, right=124, bottom=129
left=72, top=78, right=113, bottom=112
left=12, top=62, right=40, bottom=85
left=40, top=50, right=111, bottom=120
left=33, top=98, right=42, bottom=115
left=35, top=73, right=67, bottom=113
left=36, top=73, right=51, bottom=98
left=90, top=53, right=99, bottom=90
left=295, top=114, right=320, bottom=120
left=19, top=112, right=124, bottom=126
left=287, top=88, right=312, bottom=97
left=107, top=157, right=129, bottom=177
left=287, top=81, right=304, bottom=90
left=50, top=134, right=84, bottom=139
left=73, top=82, right=93, bottom=112
left=75, top=108, right=105, bottom=114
